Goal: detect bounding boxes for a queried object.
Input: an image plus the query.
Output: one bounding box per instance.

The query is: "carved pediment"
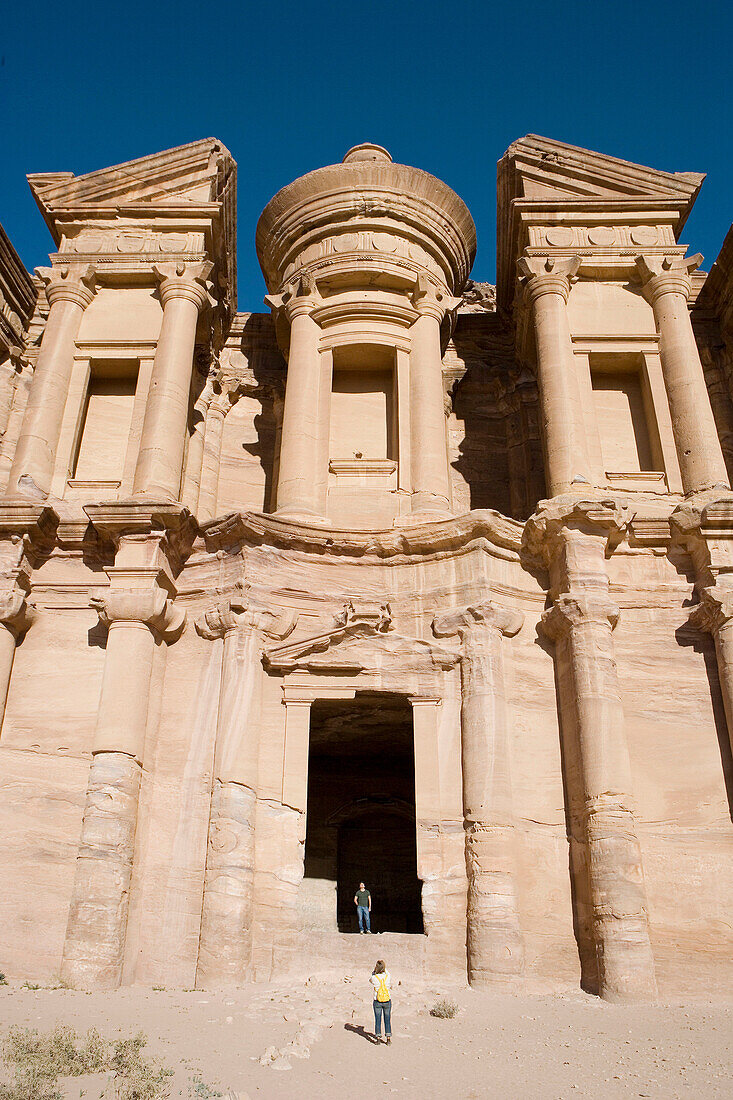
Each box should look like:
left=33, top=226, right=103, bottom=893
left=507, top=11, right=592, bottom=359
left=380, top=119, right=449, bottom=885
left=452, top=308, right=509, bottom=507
left=28, top=138, right=234, bottom=217
left=497, top=134, right=705, bottom=308
left=264, top=600, right=460, bottom=673
left=500, top=134, right=704, bottom=206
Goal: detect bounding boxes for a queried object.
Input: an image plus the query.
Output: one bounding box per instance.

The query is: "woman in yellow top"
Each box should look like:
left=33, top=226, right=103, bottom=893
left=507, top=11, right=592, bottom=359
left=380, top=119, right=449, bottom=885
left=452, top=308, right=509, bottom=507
left=369, top=959, right=392, bottom=1044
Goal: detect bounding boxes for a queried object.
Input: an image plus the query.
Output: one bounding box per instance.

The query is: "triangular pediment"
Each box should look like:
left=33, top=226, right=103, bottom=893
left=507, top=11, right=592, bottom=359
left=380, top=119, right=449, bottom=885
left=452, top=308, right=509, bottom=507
left=28, top=138, right=235, bottom=217
left=499, top=134, right=704, bottom=206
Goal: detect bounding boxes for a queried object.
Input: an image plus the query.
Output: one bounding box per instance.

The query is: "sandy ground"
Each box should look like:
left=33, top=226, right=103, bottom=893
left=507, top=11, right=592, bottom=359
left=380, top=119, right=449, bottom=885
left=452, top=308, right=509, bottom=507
left=1, top=977, right=732, bottom=1099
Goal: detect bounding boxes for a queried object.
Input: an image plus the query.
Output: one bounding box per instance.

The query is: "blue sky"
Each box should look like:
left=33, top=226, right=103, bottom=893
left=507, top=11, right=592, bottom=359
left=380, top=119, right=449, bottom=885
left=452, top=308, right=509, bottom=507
left=2, top=0, right=731, bottom=310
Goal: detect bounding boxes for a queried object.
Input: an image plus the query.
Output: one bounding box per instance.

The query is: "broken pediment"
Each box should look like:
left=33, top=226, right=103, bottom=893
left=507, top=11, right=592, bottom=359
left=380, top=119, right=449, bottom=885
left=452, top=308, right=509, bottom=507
left=28, top=138, right=235, bottom=224
left=27, top=138, right=238, bottom=309
left=263, top=600, right=460, bottom=674
left=499, top=134, right=704, bottom=207
left=497, top=134, right=705, bottom=308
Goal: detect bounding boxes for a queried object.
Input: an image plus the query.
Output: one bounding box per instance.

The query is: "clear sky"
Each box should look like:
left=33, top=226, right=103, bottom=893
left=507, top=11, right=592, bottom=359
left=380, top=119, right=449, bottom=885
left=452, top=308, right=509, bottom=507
left=2, top=0, right=731, bottom=311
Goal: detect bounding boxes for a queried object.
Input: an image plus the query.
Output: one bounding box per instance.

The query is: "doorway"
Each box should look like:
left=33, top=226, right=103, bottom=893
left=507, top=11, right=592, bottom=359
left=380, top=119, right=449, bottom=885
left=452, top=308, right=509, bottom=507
left=303, top=693, right=424, bottom=934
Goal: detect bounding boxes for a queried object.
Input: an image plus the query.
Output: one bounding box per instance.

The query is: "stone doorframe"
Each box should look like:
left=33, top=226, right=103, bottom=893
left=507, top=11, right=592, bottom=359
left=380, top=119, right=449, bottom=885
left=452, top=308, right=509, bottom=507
left=263, top=601, right=467, bottom=975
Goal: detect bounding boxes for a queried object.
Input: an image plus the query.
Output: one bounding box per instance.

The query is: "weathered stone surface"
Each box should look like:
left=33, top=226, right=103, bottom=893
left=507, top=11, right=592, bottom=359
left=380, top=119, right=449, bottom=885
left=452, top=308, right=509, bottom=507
left=0, top=134, right=732, bottom=1001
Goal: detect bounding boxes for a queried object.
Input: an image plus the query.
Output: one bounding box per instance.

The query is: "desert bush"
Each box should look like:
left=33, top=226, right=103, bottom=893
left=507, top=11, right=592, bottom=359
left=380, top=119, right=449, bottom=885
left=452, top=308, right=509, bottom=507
left=190, top=1078, right=222, bottom=1098
left=0, top=975, right=6, bottom=987
left=429, top=998, right=458, bottom=1019
left=0, top=1025, right=172, bottom=1100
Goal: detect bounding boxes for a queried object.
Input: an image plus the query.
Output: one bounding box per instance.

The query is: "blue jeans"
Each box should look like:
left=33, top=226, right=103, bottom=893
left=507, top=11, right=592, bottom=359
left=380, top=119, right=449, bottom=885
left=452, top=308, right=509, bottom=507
left=357, top=905, right=371, bottom=932
left=373, top=999, right=392, bottom=1037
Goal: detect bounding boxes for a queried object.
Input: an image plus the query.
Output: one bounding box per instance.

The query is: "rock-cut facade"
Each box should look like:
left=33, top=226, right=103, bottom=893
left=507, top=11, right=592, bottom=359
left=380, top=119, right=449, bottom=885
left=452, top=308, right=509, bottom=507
left=0, top=135, right=732, bottom=1000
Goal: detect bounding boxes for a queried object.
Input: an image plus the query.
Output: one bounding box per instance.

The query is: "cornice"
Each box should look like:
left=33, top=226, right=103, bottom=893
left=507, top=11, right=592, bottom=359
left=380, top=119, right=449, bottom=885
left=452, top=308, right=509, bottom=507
left=199, top=508, right=524, bottom=562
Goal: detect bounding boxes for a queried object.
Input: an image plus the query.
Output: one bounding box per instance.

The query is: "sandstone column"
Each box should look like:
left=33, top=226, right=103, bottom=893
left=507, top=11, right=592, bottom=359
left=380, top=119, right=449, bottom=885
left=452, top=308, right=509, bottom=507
left=7, top=266, right=96, bottom=499
left=433, top=601, right=525, bottom=986
left=409, top=278, right=457, bottom=516
left=0, top=591, right=35, bottom=725
left=270, top=280, right=327, bottom=521
left=517, top=255, right=591, bottom=496
left=0, top=503, right=56, bottom=729
left=196, top=379, right=242, bottom=523
left=672, top=494, right=733, bottom=761
left=526, top=499, right=657, bottom=1002
left=133, top=262, right=213, bottom=502
left=181, top=371, right=215, bottom=513
left=62, top=505, right=190, bottom=989
left=194, top=596, right=295, bottom=987
left=689, top=586, right=733, bottom=761
left=636, top=254, right=729, bottom=494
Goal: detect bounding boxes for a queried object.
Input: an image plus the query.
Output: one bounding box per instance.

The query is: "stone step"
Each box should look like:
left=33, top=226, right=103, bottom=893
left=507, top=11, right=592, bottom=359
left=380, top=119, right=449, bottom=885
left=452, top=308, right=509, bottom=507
left=294, top=930, right=428, bottom=979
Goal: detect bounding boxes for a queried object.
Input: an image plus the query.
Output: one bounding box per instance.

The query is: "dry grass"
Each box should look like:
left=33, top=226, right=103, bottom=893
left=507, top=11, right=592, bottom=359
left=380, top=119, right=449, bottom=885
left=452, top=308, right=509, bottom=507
left=0, top=1024, right=173, bottom=1100
left=429, top=998, right=459, bottom=1019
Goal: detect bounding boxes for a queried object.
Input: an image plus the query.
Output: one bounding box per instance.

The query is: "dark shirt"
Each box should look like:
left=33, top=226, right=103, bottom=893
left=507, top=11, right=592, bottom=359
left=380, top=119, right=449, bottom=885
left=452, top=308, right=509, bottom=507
left=356, top=889, right=371, bottom=907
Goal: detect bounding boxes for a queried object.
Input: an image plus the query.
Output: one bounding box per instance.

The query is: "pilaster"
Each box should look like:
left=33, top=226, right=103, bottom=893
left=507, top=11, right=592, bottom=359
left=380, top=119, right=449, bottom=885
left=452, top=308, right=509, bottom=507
left=0, top=503, right=58, bottom=728
left=61, top=502, right=192, bottom=990
left=525, top=497, right=657, bottom=1002
left=194, top=591, right=296, bottom=988
left=433, top=600, right=525, bottom=987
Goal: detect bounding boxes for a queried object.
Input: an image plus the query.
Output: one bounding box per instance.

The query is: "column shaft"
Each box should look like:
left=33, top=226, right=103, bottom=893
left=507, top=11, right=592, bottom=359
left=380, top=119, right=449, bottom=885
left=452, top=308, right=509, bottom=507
left=197, top=627, right=259, bottom=987
left=409, top=311, right=451, bottom=514
left=8, top=274, right=95, bottom=498
left=713, top=619, right=733, bottom=758
left=460, top=627, right=524, bottom=986
left=531, top=290, right=589, bottom=495
left=654, top=291, right=727, bottom=492
left=133, top=294, right=200, bottom=500
left=62, top=620, right=156, bottom=988
left=549, top=596, right=657, bottom=1002
left=196, top=401, right=226, bottom=523
left=637, top=256, right=729, bottom=493
left=275, top=306, right=325, bottom=519
left=0, top=623, right=17, bottom=730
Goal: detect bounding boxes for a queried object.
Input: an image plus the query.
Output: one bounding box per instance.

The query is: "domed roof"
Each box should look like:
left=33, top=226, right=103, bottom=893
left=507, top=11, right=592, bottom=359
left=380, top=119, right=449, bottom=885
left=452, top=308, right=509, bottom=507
left=256, top=145, right=477, bottom=294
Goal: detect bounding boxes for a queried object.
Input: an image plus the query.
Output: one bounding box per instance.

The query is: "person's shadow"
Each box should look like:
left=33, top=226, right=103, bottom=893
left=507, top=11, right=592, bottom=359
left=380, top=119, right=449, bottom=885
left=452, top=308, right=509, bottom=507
left=344, top=1024, right=379, bottom=1045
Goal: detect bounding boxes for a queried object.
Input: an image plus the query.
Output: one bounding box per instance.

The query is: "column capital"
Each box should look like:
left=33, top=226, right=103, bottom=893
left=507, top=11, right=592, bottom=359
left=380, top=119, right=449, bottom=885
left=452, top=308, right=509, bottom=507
left=410, top=275, right=461, bottom=321
left=541, top=593, right=620, bottom=640
left=84, top=502, right=196, bottom=576
left=38, top=265, right=97, bottom=310
left=517, top=254, right=581, bottom=304
left=90, top=568, right=185, bottom=641
left=0, top=589, right=36, bottom=638
left=153, top=261, right=214, bottom=312
left=670, top=492, right=733, bottom=586
left=433, top=599, right=523, bottom=643
left=523, top=495, right=631, bottom=567
left=688, top=585, right=733, bottom=636
left=195, top=586, right=297, bottom=642
left=265, top=272, right=322, bottom=322
left=635, top=252, right=702, bottom=305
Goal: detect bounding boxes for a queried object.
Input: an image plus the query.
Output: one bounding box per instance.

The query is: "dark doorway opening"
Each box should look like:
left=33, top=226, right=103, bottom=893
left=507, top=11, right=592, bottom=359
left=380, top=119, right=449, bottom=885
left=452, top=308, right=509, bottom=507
left=303, top=693, right=424, bottom=934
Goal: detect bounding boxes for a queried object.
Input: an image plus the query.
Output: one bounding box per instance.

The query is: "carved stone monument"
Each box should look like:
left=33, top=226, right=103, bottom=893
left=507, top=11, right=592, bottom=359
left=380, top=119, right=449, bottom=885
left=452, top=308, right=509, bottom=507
left=0, top=134, right=732, bottom=1000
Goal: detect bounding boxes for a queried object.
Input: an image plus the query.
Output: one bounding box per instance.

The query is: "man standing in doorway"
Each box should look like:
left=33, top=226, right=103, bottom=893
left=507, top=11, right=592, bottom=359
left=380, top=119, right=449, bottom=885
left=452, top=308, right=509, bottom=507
left=354, top=882, right=372, bottom=933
